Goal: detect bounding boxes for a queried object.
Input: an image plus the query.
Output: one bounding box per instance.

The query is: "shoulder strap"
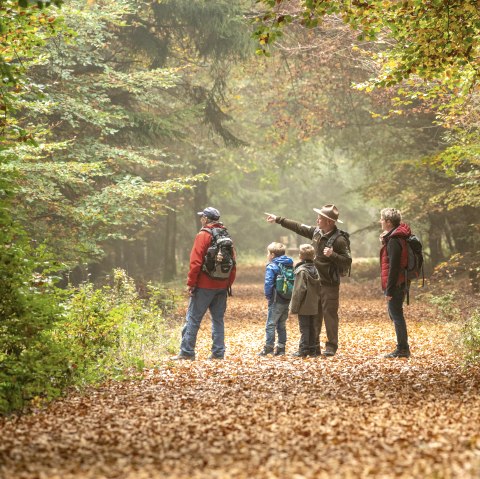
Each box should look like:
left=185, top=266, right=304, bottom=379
left=201, top=227, right=225, bottom=240
left=326, top=229, right=341, bottom=248
left=200, top=227, right=213, bottom=236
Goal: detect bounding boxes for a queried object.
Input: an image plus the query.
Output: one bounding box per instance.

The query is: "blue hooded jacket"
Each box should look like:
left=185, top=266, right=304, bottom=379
left=264, top=255, right=294, bottom=304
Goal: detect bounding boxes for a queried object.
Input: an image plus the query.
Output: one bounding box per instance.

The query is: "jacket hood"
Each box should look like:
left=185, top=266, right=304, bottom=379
left=202, top=222, right=224, bottom=229
left=272, top=255, right=294, bottom=267
left=383, top=223, right=411, bottom=243
left=295, top=260, right=319, bottom=279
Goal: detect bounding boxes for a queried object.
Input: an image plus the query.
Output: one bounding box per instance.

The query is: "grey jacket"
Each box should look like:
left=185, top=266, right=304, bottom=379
left=290, top=260, right=320, bottom=315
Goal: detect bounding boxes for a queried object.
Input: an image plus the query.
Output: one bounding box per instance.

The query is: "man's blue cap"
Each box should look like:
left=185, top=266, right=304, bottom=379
left=197, top=207, right=220, bottom=221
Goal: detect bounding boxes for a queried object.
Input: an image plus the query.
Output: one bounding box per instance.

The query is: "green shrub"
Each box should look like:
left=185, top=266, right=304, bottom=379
left=428, top=293, right=461, bottom=321
left=0, top=237, right=70, bottom=414
left=461, top=309, right=480, bottom=365
left=56, top=269, right=181, bottom=385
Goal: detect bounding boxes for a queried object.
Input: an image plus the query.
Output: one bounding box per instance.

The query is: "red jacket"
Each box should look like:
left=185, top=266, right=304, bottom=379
left=380, top=223, right=410, bottom=294
left=187, top=223, right=236, bottom=289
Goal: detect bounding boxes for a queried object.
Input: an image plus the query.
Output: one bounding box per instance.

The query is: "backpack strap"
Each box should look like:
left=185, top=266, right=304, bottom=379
left=200, top=227, right=213, bottom=236
left=325, top=229, right=341, bottom=249
left=200, top=227, right=223, bottom=241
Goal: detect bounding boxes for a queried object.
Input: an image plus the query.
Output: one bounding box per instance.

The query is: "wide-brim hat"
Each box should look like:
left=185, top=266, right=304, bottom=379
left=313, top=204, right=343, bottom=223
left=197, top=206, right=220, bottom=221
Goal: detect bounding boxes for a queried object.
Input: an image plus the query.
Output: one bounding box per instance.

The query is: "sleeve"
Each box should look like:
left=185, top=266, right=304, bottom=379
left=186, top=231, right=210, bottom=288
left=386, top=238, right=403, bottom=295
left=264, top=263, right=277, bottom=302
left=330, top=235, right=352, bottom=270
left=290, top=270, right=307, bottom=314
left=275, top=217, right=316, bottom=240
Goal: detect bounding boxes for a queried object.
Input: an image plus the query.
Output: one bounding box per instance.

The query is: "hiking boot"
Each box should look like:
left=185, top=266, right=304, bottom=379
left=208, top=354, right=224, bottom=360
left=172, top=354, right=195, bottom=361
left=274, top=346, right=285, bottom=356
left=384, top=348, right=410, bottom=358
left=258, top=345, right=274, bottom=356
left=322, top=346, right=336, bottom=357
left=291, top=350, right=309, bottom=358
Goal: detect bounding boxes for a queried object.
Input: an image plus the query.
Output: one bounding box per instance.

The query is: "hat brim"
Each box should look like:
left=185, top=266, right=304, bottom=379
left=197, top=211, right=204, bottom=216
left=313, top=208, right=343, bottom=224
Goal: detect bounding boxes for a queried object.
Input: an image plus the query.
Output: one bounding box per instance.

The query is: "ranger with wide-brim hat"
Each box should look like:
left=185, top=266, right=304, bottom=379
left=265, top=204, right=351, bottom=357
left=313, top=204, right=344, bottom=224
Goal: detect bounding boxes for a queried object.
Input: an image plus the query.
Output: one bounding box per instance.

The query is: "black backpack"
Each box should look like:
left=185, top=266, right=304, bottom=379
left=405, top=234, right=424, bottom=281
left=201, top=227, right=235, bottom=280
left=326, top=229, right=352, bottom=281
left=404, top=234, right=425, bottom=304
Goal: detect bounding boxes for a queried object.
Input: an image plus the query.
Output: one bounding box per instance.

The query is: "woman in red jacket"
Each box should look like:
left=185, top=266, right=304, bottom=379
left=379, top=208, right=411, bottom=358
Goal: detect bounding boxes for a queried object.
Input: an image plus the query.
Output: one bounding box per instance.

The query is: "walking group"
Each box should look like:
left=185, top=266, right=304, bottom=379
left=173, top=204, right=414, bottom=361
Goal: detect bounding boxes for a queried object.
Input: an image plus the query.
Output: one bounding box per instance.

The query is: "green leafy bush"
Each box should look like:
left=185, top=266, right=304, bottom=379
left=0, top=232, right=181, bottom=414
left=0, top=234, right=70, bottom=414
left=461, top=309, right=480, bottom=365
left=428, top=293, right=461, bottom=321
left=56, top=269, right=181, bottom=385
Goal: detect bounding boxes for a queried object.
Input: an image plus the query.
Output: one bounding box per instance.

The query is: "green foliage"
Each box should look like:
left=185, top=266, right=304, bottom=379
left=255, top=1, right=480, bottom=87
left=56, top=269, right=181, bottom=385
left=425, top=141, right=480, bottom=210
left=428, top=293, right=461, bottom=322
left=0, top=0, right=208, bottom=265
left=0, top=220, right=70, bottom=414
left=461, top=309, right=480, bottom=365
left=253, top=1, right=480, bottom=249
left=0, top=0, right=64, bottom=148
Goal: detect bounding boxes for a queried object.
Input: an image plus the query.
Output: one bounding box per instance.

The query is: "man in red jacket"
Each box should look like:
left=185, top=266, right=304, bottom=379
left=173, top=207, right=236, bottom=360
left=379, top=207, right=411, bottom=358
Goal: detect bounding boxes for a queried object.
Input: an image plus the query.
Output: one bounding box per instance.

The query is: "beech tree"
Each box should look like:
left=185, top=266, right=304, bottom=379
left=252, top=0, right=480, bottom=265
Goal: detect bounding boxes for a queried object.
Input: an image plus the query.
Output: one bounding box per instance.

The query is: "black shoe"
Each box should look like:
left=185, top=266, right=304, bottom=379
left=172, top=354, right=195, bottom=361
left=322, top=347, right=336, bottom=357
left=274, top=347, right=285, bottom=356
left=384, top=348, right=410, bottom=358
left=208, top=354, right=224, bottom=360
left=258, top=346, right=274, bottom=356
left=291, top=351, right=309, bottom=357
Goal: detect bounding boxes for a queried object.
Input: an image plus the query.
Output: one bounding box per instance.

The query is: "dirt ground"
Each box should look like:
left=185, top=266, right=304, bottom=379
left=1, top=267, right=479, bottom=479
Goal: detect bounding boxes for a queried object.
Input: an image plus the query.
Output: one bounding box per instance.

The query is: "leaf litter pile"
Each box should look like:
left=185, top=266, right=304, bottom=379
left=1, top=267, right=480, bottom=479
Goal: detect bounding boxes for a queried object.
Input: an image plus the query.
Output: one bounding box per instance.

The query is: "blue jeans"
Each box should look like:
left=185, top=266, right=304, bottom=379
left=265, top=301, right=289, bottom=348
left=180, top=288, right=228, bottom=358
left=387, top=285, right=409, bottom=350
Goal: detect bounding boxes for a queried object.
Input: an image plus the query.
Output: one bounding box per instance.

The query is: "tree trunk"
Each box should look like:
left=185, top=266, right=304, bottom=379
left=446, top=206, right=480, bottom=254
left=163, top=209, right=177, bottom=281
left=427, top=212, right=445, bottom=267
left=146, top=225, right=163, bottom=282
left=194, top=180, right=208, bottom=219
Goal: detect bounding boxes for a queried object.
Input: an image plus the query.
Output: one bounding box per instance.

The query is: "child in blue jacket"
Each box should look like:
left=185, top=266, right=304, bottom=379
left=258, top=242, right=294, bottom=356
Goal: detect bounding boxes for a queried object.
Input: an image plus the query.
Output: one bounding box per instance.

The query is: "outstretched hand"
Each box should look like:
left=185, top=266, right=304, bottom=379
left=264, top=212, right=277, bottom=223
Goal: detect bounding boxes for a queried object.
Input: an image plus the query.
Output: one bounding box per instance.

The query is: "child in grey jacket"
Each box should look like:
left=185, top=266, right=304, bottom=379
left=290, top=244, right=321, bottom=357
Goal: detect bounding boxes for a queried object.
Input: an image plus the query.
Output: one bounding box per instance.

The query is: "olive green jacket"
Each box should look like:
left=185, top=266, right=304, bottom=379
left=290, top=261, right=320, bottom=315
left=275, top=217, right=352, bottom=286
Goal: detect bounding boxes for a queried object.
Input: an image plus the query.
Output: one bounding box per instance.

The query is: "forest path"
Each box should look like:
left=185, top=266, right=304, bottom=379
left=1, top=268, right=480, bottom=479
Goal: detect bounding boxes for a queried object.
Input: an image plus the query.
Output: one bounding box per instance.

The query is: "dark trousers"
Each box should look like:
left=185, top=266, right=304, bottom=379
left=314, top=284, right=340, bottom=353
left=387, top=285, right=409, bottom=350
left=298, top=314, right=316, bottom=354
